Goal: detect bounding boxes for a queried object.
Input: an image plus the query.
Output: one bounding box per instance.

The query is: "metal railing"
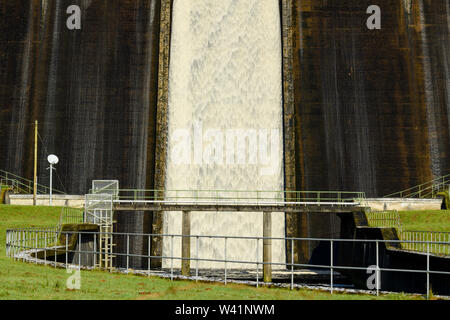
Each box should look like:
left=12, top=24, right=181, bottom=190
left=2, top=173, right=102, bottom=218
left=0, top=169, right=65, bottom=195
left=5, top=229, right=450, bottom=298
left=399, top=231, right=450, bottom=256
left=6, top=227, right=59, bottom=259
left=58, top=207, right=85, bottom=226
left=91, top=189, right=366, bottom=206
left=366, top=210, right=403, bottom=229
left=1, top=178, right=27, bottom=194
left=384, top=174, right=450, bottom=199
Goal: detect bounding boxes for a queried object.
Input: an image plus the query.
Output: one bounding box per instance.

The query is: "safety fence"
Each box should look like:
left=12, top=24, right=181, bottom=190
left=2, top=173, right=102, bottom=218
left=6, top=227, right=59, bottom=258
left=58, top=207, right=85, bottom=226
left=366, top=210, right=402, bottom=229
left=5, top=228, right=450, bottom=298
left=399, top=231, right=450, bottom=256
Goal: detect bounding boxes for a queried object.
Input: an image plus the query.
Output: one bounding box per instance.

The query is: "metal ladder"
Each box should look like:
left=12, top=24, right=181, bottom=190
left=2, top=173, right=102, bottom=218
left=98, top=224, right=115, bottom=269
left=85, top=180, right=119, bottom=270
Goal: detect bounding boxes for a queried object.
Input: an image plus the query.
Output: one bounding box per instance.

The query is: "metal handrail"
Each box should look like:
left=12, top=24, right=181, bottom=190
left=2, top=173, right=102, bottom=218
left=58, top=207, right=84, bottom=227
left=366, top=210, right=403, bottom=230
left=90, top=188, right=365, bottom=204
left=0, top=169, right=65, bottom=195
left=384, top=174, right=450, bottom=198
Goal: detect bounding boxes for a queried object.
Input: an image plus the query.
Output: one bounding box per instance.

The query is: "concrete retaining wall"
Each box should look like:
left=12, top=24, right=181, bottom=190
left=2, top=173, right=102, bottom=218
left=5, top=194, right=85, bottom=208
left=363, top=198, right=443, bottom=211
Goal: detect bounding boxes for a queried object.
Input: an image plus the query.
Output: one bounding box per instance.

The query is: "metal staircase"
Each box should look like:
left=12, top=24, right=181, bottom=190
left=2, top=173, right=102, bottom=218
left=0, top=169, right=65, bottom=195
left=383, top=174, right=449, bottom=199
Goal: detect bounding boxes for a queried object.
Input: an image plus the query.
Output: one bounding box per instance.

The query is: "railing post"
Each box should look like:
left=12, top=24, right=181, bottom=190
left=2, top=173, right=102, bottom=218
left=427, top=241, right=430, bottom=300
left=196, top=236, right=199, bottom=282
left=263, top=211, right=272, bottom=283
left=256, top=238, right=259, bottom=288
left=9, top=230, right=12, bottom=259
left=44, top=232, right=47, bottom=264
left=171, top=235, right=174, bottom=281
left=12, top=230, right=15, bottom=259
left=224, top=237, right=227, bottom=285
left=93, top=233, right=96, bottom=267
left=330, top=239, right=333, bottom=294
left=66, top=234, right=68, bottom=266
left=21, top=229, right=24, bottom=262
left=17, top=230, right=21, bottom=260
left=5, top=230, right=9, bottom=258
left=54, top=228, right=59, bottom=266
left=182, top=211, right=191, bottom=276
left=291, top=238, right=294, bottom=290
left=35, top=231, right=38, bottom=264
left=7, top=230, right=11, bottom=259
left=148, top=235, right=151, bottom=274
left=126, top=234, right=130, bottom=271
left=9, top=230, right=12, bottom=260
left=376, top=241, right=379, bottom=296
left=78, top=233, right=81, bottom=268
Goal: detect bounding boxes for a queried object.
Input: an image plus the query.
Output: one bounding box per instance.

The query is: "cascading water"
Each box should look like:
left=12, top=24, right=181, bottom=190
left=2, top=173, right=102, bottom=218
left=163, top=0, right=285, bottom=268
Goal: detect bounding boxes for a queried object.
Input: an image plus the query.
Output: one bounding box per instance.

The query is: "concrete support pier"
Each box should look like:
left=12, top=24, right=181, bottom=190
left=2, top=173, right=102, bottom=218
left=263, top=211, right=272, bottom=282
left=182, top=210, right=191, bottom=276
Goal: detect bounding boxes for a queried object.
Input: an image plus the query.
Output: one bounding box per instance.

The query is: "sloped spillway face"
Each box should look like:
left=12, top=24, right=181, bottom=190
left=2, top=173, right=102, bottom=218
left=164, top=0, right=285, bottom=269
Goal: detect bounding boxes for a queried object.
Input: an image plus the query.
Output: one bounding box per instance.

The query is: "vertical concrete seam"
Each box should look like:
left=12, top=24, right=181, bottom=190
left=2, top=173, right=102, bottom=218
left=152, top=0, right=172, bottom=264
left=281, top=0, right=299, bottom=264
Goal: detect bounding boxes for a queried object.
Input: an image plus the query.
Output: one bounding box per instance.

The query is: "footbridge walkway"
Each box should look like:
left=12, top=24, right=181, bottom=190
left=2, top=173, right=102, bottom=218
left=84, top=182, right=366, bottom=278
left=110, top=189, right=366, bottom=213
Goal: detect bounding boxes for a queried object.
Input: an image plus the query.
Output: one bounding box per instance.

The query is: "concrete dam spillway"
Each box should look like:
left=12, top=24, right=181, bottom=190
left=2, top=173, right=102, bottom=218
left=163, top=0, right=284, bottom=268
left=0, top=1, right=449, bottom=268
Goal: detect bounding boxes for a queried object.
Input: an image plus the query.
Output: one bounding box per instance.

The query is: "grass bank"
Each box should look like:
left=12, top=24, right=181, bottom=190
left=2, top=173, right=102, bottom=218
left=399, top=210, right=450, bottom=232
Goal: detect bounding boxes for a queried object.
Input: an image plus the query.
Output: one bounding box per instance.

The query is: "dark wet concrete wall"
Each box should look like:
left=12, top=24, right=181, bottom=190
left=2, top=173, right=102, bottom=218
left=290, top=0, right=449, bottom=197
left=0, top=1, right=162, bottom=269
left=0, top=0, right=161, bottom=195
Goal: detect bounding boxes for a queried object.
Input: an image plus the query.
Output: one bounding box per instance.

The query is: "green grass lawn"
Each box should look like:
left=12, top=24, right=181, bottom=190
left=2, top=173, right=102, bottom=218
left=0, top=205, right=434, bottom=300
left=399, top=210, right=450, bottom=232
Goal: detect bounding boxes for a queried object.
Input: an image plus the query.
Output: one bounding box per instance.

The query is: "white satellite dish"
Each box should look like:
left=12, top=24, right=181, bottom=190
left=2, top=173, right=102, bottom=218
left=47, top=154, right=59, bottom=165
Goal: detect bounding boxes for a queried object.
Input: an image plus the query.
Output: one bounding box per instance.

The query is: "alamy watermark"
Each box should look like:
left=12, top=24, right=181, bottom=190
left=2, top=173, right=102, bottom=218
left=66, top=267, right=81, bottom=290
left=367, top=5, right=381, bottom=30
left=169, top=121, right=281, bottom=176
left=66, top=5, right=81, bottom=30
left=366, top=265, right=381, bottom=290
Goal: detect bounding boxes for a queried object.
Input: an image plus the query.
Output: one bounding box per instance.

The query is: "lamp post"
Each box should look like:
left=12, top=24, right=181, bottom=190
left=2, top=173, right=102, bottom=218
left=47, top=154, right=59, bottom=206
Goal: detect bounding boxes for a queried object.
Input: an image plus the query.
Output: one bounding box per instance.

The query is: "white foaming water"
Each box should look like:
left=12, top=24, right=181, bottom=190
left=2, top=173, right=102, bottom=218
left=164, top=0, right=284, bottom=269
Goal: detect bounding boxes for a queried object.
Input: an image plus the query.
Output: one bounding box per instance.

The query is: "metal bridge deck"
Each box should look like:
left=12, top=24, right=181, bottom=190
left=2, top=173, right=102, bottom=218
left=112, top=200, right=364, bottom=212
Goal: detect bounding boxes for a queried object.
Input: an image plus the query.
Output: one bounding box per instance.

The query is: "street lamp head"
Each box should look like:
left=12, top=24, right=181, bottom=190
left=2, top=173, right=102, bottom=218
left=47, top=154, right=59, bottom=165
